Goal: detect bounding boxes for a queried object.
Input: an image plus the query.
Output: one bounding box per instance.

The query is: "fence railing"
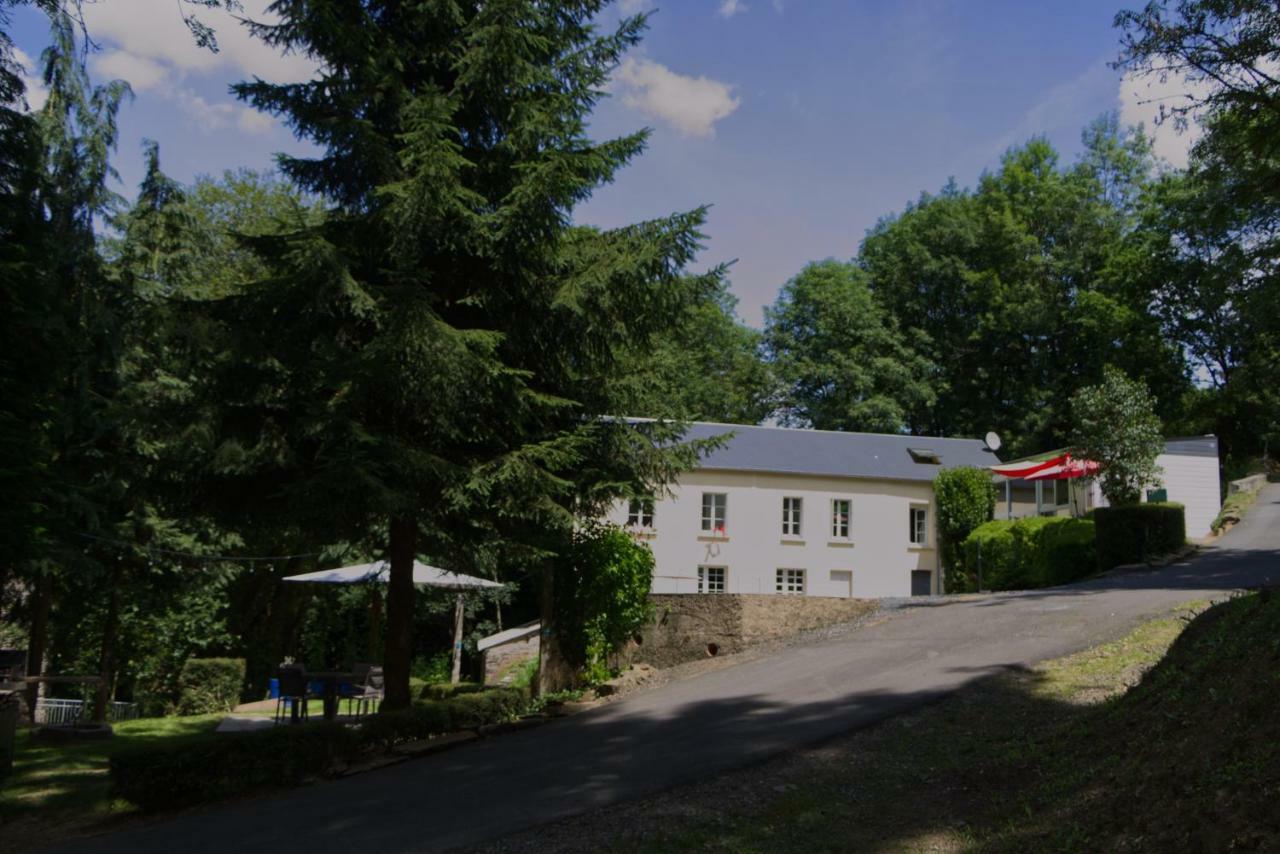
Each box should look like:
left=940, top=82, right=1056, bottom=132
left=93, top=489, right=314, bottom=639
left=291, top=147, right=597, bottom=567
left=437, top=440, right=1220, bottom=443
left=33, top=698, right=140, bottom=725
left=34, top=698, right=83, bottom=725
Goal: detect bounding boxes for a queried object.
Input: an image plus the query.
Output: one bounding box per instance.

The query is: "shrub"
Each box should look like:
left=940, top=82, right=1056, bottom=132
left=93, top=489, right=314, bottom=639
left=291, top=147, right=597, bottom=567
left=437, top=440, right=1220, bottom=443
left=934, top=466, right=997, bottom=593
left=1094, top=502, right=1186, bottom=570
left=555, top=524, right=654, bottom=683
left=411, top=651, right=453, bottom=685
left=111, top=722, right=360, bottom=811
left=175, top=658, right=246, bottom=715
left=1036, top=518, right=1097, bottom=586
left=110, top=686, right=532, bottom=811
left=960, top=516, right=1097, bottom=591
left=419, top=681, right=483, bottom=701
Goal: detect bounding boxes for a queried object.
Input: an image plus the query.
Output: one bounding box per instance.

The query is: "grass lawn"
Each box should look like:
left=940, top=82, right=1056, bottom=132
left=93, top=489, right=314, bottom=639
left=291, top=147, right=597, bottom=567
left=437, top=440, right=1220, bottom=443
left=0, top=713, right=223, bottom=849
left=499, top=591, right=1279, bottom=853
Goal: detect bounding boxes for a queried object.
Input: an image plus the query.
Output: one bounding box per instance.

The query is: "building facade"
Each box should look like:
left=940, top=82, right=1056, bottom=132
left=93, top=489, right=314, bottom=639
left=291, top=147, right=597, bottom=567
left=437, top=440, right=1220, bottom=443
left=604, top=423, right=998, bottom=599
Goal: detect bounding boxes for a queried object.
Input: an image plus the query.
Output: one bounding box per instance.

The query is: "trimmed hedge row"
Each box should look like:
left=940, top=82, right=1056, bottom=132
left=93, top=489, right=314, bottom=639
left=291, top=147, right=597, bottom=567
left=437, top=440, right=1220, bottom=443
left=1094, top=502, right=1186, bottom=571
left=110, top=723, right=358, bottom=811
left=959, top=516, right=1096, bottom=591
left=418, top=681, right=484, bottom=701
left=175, top=658, right=246, bottom=715
left=110, top=687, right=530, bottom=811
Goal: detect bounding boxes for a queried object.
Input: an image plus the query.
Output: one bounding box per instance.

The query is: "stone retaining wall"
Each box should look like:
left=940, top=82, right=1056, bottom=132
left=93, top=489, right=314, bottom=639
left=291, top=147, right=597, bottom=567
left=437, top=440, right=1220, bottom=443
left=1229, top=474, right=1268, bottom=495
left=628, top=594, right=877, bottom=669
left=481, top=634, right=539, bottom=686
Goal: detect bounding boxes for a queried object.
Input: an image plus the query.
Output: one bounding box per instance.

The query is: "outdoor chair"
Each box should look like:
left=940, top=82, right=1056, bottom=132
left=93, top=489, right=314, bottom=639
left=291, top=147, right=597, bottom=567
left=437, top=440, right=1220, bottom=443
left=274, top=665, right=313, bottom=724
left=339, top=662, right=371, bottom=705
left=345, top=666, right=384, bottom=717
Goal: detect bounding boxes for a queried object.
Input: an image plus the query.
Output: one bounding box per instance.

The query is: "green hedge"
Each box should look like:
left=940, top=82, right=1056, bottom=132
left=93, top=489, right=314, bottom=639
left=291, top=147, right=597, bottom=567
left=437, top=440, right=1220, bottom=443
left=175, top=658, right=246, bottom=715
left=418, top=681, right=484, bottom=701
left=959, top=517, right=1096, bottom=591
left=1094, top=502, right=1186, bottom=571
left=110, top=687, right=531, bottom=811
left=111, top=723, right=360, bottom=811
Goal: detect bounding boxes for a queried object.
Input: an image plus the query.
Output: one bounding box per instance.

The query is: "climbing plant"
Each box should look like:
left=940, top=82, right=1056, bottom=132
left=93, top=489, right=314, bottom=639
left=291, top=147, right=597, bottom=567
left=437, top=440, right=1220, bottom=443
left=553, top=524, right=654, bottom=685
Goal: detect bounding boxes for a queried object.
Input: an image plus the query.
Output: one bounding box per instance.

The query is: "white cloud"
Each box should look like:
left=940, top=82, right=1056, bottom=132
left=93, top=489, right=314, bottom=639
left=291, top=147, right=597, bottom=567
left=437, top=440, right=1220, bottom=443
left=74, top=1, right=316, bottom=139
left=993, top=61, right=1114, bottom=155
left=237, top=107, right=276, bottom=135
left=167, top=87, right=274, bottom=136
left=92, top=51, right=168, bottom=92
left=617, top=0, right=656, bottom=13
left=613, top=57, right=740, bottom=138
left=81, top=0, right=318, bottom=85
left=1117, top=67, right=1211, bottom=169
left=13, top=47, right=47, bottom=111
left=718, top=0, right=747, bottom=18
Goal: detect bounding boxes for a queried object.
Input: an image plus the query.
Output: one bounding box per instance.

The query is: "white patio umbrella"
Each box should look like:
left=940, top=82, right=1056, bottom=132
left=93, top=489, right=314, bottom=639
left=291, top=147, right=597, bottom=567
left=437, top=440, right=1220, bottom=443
left=283, top=561, right=504, bottom=683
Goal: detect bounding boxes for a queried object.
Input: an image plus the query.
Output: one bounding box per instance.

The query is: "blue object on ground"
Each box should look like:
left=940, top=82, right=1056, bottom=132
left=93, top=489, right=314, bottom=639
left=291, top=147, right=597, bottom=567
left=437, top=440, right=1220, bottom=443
left=268, top=678, right=279, bottom=699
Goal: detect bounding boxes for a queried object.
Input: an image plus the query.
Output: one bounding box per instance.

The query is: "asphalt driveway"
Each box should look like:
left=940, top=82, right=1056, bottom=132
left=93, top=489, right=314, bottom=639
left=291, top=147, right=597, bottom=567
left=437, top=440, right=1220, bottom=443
left=53, top=486, right=1280, bottom=853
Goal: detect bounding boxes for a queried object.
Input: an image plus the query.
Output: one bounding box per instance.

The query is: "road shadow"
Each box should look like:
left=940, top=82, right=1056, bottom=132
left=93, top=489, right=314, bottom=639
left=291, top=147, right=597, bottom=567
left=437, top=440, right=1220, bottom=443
left=466, top=592, right=1279, bottom=853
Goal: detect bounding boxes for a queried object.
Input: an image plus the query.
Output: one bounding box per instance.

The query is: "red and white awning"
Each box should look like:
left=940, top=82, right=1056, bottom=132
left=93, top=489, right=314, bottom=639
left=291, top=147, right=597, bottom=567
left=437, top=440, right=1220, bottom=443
left=991, top=452, right=1098, bottom=481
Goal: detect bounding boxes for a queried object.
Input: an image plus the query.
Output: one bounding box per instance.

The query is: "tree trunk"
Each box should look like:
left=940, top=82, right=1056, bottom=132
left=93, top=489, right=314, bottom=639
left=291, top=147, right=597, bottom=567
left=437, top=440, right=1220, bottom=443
left=24, top=573, right=53, bottom=723
left=381, top=516, right=416, bottom=711
left=536, top=563, right=574, bottom=695
left=92, top=572, right=121, bottom=723
left=367, top=584, right=383, bottom=663
left=450, top=594, right=464, bottom=684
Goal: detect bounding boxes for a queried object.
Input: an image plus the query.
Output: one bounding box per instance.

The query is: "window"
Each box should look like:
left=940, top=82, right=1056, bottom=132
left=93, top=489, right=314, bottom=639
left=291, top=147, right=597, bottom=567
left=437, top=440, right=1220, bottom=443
left=910, top=506, right=928, bottom=546
left=701, top=493, right=727, bottom=533
left=627, top=497, right=654, bottom=528
left=775, top=568, right=806, bottom=595
left=908, top=448, right=941, bottom=465
left=698, top=566, right=726, bottom=594
left=782, top=497, right=803, bottom=536
left=831, top=499, right=851, bottom=539
left=1054, top=479, right=1070, bottom=508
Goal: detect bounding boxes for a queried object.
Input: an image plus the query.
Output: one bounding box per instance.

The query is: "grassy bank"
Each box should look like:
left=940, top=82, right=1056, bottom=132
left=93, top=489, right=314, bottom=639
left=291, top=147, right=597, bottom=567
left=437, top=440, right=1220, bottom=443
left=501, top=591, right=1278, bottom=853
left=0, top=714, right=223, bottom=846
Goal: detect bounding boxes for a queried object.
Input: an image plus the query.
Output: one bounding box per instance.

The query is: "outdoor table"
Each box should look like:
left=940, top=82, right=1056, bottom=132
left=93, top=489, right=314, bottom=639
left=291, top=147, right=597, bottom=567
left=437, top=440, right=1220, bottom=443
left=307, top=672, right=356, bottom=723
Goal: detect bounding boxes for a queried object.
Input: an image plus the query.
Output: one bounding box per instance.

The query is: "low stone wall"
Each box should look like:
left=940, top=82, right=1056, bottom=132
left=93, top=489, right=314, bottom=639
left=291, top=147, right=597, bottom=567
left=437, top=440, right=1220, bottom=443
left=1229, top=474, right=1268, bottom=495
left=482, top=635, right=539, bottom=686
left=629, top=594, right=877, bottom=669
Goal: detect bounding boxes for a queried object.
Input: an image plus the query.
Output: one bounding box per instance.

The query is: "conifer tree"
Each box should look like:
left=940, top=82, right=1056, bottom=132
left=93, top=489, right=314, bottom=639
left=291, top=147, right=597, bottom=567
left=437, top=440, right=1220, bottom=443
left=200, top=1, right=716, bottom=703
left=5, top=10, right=130, bottom=711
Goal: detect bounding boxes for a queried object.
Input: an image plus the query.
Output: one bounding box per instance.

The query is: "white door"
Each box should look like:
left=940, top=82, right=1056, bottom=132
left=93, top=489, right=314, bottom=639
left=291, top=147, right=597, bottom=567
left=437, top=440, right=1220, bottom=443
left=830, top=569, right=852, bottom=598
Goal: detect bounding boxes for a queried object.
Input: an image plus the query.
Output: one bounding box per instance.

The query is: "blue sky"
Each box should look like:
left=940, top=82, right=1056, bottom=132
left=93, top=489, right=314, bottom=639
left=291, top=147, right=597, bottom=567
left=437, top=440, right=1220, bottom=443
left=10, top=0, right=1197, bottom=326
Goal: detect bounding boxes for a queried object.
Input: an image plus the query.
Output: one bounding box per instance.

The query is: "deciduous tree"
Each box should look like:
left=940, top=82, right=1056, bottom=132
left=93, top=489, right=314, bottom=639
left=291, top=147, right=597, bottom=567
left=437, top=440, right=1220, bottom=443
left=1071, top=367, right=1165, bottom=506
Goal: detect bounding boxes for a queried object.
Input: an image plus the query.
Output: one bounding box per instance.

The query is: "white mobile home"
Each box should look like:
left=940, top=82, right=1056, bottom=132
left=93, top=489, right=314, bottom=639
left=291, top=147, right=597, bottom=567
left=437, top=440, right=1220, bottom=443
left=605, top=423, right=998, bottom=599
left=999, top=436, right=1222, bottom=540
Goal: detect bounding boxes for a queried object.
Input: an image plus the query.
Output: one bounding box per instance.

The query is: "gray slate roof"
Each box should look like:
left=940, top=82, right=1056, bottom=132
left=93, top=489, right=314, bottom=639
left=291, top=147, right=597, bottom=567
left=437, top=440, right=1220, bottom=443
left=1162, top=436, right=1219, bottom=458
left=678, top=421, right=998, bottom=483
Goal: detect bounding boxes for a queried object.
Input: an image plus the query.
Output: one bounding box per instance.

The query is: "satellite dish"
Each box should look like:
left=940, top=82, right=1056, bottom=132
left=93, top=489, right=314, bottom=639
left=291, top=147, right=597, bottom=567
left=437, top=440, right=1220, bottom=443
left=984, top=431, right=1002, bottom=451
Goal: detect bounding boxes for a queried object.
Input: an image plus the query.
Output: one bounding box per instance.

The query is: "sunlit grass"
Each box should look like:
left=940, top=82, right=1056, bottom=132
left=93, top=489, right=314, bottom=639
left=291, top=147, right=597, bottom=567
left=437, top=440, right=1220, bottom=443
left=0, top=712, right=223, bottom=847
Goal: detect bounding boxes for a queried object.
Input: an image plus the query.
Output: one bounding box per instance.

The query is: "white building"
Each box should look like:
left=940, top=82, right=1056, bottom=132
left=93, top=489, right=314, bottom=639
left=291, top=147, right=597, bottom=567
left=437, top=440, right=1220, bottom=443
left=999, top=436, right=1222, bottom=540
left=604, top=422, right=998, bottom=599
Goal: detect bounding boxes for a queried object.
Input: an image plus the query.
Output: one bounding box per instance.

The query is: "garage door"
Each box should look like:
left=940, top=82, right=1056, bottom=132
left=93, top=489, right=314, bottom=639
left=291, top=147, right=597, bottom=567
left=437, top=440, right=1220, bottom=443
left=911, top=570, right=932, bottom=596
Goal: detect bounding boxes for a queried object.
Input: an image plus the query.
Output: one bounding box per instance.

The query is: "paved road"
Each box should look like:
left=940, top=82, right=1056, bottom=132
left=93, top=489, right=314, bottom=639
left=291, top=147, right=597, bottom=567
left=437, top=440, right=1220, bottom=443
left=56, top=486, right=1280, bottom=854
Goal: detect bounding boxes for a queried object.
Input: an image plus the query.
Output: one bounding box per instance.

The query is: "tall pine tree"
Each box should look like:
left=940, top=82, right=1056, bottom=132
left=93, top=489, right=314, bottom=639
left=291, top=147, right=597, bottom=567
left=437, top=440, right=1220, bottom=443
left=195, top=1, right=716, bottom=704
